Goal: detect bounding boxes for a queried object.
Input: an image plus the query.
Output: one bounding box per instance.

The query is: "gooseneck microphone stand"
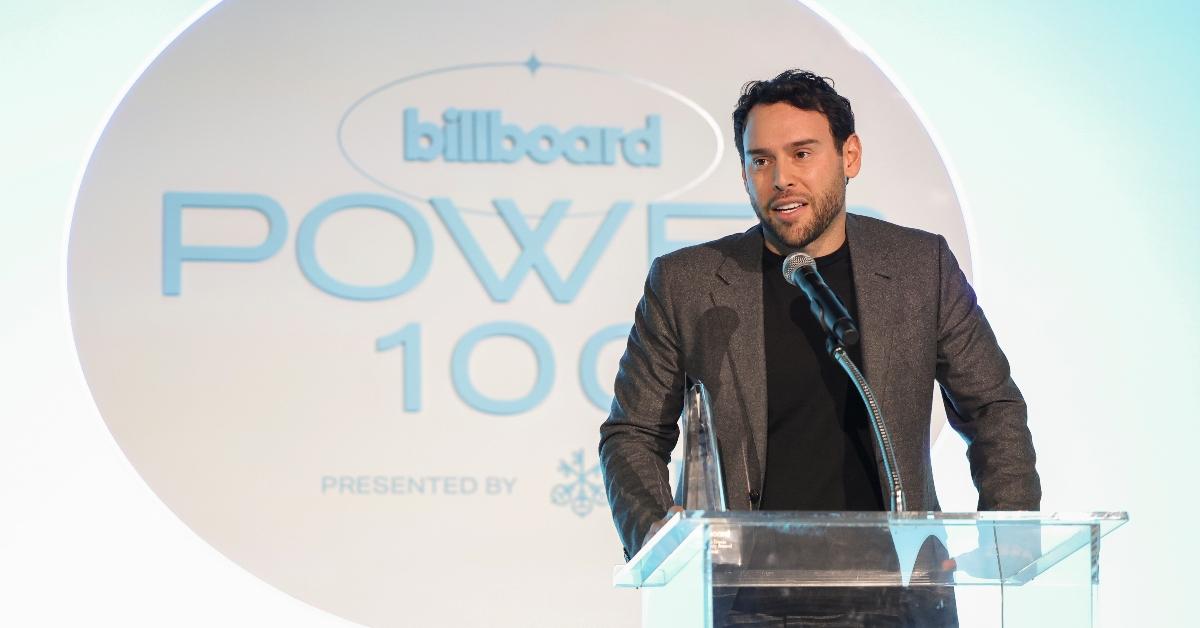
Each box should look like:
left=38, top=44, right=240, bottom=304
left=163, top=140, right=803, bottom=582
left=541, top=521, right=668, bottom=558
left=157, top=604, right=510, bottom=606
left=825, top=337, right=907, bottom=512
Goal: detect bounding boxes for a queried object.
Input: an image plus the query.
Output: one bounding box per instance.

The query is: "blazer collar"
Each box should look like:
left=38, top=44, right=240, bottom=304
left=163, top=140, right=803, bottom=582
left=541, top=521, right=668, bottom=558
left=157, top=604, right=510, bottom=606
left=845, top=213, right=903, bottom=417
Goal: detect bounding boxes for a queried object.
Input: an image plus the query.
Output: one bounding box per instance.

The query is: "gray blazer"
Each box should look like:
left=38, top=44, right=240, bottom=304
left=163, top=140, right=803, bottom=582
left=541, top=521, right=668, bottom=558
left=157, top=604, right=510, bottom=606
left=598, top=213, right=1040, bottom=559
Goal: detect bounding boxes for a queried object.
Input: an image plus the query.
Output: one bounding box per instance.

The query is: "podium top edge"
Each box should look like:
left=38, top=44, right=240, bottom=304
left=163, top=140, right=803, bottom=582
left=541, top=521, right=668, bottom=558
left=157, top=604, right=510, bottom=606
left=679, top=510, right=1129, bottom=523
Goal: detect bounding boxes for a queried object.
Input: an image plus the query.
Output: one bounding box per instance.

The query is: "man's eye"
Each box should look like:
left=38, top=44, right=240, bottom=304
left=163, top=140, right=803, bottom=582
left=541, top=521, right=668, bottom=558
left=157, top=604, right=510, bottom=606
left=752, top=158, right=768, bottom=167
left=796, top=151, right=810, bottom=159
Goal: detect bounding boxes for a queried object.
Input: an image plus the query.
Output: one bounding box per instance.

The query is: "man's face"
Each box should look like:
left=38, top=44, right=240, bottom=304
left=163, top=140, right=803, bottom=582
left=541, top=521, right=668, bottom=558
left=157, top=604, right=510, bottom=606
left=741, top=102, right=861, bottom=255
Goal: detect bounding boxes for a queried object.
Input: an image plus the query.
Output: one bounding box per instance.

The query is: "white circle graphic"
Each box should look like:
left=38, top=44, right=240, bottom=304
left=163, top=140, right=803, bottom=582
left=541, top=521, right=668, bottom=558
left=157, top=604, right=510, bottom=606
left=68, top=1, right=970, bottom=625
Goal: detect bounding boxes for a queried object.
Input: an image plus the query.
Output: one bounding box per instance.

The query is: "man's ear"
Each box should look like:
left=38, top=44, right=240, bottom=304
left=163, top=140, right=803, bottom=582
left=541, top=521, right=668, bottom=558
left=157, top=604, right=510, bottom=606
left=842, top=133, right=862, bottom=179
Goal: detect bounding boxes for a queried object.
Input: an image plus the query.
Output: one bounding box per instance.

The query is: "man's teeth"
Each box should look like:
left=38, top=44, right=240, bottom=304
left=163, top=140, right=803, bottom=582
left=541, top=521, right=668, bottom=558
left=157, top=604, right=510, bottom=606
left=777, top=202, right=805, bottom=211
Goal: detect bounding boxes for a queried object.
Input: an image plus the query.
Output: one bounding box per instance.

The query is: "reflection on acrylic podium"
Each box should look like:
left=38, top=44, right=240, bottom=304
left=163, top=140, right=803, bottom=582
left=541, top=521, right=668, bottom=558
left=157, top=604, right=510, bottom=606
left=613, top=382, right=1127, bottom=627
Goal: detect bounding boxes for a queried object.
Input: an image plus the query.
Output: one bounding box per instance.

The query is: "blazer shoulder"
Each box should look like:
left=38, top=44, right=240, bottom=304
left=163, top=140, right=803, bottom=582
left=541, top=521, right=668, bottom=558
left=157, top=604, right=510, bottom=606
left=651, top=227, right=758, bottom=282
left=848, top=213, right=945, bottom=266
left=849, top=213, right=942, bottom=247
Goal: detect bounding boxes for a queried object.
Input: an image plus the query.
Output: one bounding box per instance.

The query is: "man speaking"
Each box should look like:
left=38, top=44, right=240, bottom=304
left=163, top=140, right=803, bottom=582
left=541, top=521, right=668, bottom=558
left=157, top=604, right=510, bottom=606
left=598, top=69, right=1040, bottom=624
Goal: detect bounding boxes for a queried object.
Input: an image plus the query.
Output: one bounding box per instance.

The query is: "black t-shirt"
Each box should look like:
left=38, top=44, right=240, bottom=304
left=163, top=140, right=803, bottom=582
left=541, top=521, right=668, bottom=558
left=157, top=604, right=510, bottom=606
left=759, top=241, right=885, bottom=511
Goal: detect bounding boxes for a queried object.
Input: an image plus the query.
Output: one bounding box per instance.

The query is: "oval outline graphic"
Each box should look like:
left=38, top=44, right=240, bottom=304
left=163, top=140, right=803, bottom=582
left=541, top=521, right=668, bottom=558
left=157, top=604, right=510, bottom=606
left=335, top=58, right=726, bottom=217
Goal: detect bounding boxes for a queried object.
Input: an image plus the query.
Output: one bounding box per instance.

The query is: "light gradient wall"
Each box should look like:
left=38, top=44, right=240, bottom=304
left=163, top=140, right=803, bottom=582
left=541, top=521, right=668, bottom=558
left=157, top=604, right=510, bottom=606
left=1, top=1, right=1196, bottom=627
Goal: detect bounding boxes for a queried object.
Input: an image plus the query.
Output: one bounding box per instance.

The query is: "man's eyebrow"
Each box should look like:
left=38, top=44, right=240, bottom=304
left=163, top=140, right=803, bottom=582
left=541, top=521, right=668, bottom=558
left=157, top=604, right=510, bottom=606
left=786, top=138, right=820, bottom=149
left=745, top=139, right=821, bottom=156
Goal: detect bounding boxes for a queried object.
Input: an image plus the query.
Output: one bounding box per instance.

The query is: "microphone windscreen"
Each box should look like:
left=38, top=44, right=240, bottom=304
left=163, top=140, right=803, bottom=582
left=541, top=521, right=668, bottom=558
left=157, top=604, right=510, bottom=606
left=781, top=252, right=816, bottom=285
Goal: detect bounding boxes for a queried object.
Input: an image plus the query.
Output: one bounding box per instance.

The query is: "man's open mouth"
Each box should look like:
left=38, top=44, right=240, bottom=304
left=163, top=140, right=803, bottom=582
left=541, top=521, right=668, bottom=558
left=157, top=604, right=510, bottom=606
left=773, top=200, right=808, bottom=213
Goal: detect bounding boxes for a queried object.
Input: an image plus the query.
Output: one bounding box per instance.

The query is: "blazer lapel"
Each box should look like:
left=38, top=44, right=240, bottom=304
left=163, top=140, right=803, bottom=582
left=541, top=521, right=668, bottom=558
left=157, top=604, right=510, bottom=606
left=846, top=214, right=904, bottom=467
left=711, top=227, right=768, bottom=497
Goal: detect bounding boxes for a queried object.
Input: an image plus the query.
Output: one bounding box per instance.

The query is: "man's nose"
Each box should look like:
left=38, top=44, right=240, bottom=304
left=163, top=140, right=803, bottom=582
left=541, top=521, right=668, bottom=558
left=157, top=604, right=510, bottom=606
left=772, top=163, right=796, bottom=190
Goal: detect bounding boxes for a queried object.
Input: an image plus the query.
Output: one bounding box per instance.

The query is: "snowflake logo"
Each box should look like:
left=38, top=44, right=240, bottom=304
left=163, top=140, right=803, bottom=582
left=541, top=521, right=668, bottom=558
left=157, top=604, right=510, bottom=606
left=550, top=449, right=607, bottom=517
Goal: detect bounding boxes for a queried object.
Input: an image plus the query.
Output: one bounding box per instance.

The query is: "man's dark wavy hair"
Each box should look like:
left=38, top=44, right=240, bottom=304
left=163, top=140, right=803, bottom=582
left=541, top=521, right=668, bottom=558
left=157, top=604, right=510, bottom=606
left=732, top=69, right=855, bottom=160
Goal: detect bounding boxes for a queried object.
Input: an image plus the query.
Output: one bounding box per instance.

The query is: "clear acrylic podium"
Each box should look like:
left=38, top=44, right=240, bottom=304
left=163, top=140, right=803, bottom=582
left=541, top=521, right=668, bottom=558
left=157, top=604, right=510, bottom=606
left=612, top=383, right=1128, bottom=627
left=614, top=510, right=1128, bottom=627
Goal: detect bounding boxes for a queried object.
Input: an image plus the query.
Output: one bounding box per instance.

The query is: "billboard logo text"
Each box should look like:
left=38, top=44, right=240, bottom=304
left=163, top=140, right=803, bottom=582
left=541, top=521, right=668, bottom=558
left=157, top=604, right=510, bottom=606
left=403, top=108, right=662, bottom=166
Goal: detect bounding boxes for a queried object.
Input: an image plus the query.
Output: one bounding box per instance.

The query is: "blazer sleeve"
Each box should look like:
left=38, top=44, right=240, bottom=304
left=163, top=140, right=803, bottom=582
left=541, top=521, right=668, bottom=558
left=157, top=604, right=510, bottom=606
left=598, top=257, right=686, bottom=559
left=933, top=235, right=1042, bottom=511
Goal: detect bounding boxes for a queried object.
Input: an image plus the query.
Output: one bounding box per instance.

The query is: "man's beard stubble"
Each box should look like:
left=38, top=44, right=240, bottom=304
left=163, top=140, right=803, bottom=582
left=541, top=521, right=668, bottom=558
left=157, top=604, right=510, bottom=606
left=760, top=181, right=845, bottom=252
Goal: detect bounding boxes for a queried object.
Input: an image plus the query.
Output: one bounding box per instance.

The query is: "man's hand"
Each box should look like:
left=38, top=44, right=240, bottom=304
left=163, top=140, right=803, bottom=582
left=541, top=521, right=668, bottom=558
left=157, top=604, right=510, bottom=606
left=943, top=530, right=1041, bottom=583
left=643, top=505, right=685, bottom=547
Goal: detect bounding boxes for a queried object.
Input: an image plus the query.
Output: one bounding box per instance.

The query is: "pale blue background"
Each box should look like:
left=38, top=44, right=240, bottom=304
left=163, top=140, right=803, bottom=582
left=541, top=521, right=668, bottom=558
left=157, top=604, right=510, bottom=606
left=2, top=1, right=1196, bottom=625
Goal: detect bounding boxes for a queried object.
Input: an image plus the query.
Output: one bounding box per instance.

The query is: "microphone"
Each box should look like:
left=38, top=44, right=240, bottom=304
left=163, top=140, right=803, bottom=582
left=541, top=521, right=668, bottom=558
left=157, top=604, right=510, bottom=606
left=781, top=252, right=860, bottom=347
